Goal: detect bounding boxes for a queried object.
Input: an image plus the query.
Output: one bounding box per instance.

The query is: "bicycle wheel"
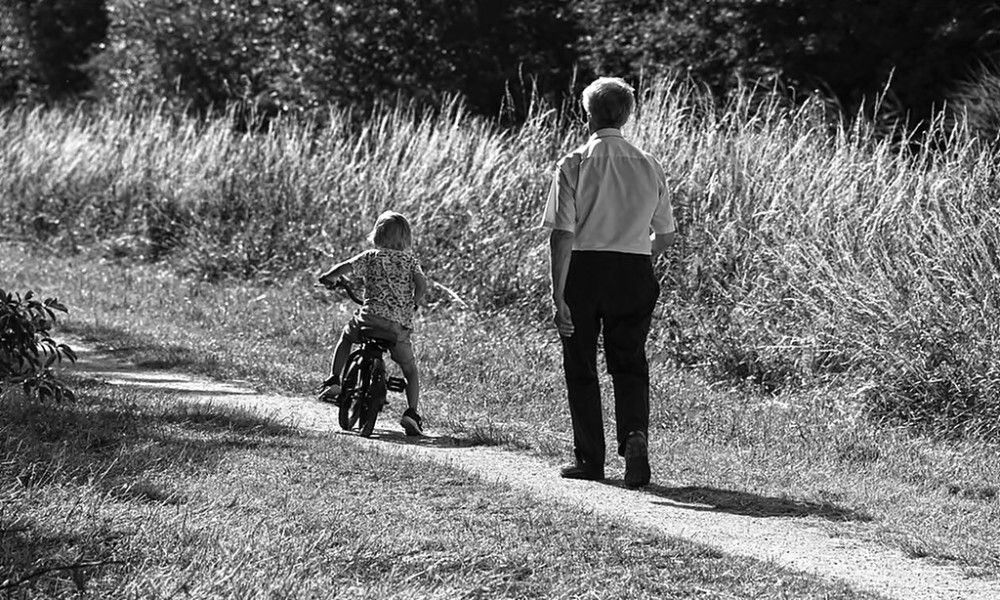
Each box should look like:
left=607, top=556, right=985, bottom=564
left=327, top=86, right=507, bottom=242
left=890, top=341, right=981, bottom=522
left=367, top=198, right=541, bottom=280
left=338, top=361, right=363, bottom=431
left=359, top=361, right=387, bottom=438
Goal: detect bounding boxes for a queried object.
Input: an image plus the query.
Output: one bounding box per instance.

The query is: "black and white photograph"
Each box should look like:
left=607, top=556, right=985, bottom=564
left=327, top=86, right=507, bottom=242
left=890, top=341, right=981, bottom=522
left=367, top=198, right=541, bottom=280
left=2, top=2, right=1000, bottom=598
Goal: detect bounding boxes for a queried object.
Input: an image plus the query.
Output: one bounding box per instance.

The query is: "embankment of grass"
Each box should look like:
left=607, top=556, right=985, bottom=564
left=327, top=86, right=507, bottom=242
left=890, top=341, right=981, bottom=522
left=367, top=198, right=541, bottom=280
left=1, top=378, right=883, bottom=599
left=3, top=244, right=1000, bottom=578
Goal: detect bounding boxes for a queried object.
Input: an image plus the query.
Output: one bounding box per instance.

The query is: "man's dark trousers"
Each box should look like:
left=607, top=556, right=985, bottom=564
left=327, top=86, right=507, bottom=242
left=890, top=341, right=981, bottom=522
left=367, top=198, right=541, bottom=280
left=561, top=250, right=659, bottom=471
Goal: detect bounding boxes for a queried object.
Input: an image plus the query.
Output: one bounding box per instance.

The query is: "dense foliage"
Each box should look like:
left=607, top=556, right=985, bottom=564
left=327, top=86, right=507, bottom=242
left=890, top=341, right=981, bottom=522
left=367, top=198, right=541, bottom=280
left=0, top=289, right=76, bottom=401
left=577, top=0, right=1000, bottom=127
left=0, top=0, right=107, bottom=103
left=94, top=0, right=579, bottom=118
left=5, top=1, right=1000, bottom=126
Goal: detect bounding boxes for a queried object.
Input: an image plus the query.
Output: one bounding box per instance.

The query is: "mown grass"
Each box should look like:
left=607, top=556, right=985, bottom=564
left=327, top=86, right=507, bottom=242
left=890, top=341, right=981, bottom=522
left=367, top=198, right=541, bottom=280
left=1, top=378, right=883, bottom=599
left=3, top=244, right=1000, bottom=579
left=4, top=81, right=1000, bottom=433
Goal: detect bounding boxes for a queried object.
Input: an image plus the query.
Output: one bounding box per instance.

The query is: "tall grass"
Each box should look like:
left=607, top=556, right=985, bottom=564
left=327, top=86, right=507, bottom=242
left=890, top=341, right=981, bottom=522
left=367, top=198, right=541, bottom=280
left=4, top=79, right=1000, bottom=435
left=0, top=97, right=569, bottom=301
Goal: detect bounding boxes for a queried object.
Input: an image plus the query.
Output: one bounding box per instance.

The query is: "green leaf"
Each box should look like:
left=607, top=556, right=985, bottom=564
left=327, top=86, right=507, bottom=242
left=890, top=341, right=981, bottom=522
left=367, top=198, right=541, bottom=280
left=46, top=299, right=68, bottom=313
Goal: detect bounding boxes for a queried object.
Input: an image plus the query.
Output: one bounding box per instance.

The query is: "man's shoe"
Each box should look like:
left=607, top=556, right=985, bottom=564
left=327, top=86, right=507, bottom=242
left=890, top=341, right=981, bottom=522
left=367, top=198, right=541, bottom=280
left=624, top=431, right=651, bottom=489
left=400, top=408, right=423, bottom=437
left=560, top=463, right=605, bottom=481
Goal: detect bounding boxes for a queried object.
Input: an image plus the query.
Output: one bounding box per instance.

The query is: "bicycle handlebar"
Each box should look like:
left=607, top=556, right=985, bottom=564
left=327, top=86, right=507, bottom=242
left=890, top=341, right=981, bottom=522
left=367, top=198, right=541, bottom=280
left=327, top=279, right=363, bottom=305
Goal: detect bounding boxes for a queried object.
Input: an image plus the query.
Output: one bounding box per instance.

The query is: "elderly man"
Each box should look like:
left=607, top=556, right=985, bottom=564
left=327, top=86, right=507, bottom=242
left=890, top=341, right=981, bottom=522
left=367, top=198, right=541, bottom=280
left=542, top=77, right=675, bottom=488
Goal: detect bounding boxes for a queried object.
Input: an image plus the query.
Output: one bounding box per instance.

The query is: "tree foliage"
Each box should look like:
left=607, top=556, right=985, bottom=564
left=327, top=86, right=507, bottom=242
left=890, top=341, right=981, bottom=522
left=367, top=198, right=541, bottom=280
left=4, top=1, right=1000, bottom=125
left=577, top=0, right=1000, bottom=125
left=0, top=289, right=76, bottom=402
left=0, top=0, right=108, bottom=103
left=94, top=0, right=580, bottom=118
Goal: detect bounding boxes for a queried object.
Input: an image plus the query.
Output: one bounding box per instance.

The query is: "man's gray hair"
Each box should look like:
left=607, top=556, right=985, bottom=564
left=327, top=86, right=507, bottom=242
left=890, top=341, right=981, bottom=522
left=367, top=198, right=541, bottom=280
left=582, top=77, right=635, bottom=128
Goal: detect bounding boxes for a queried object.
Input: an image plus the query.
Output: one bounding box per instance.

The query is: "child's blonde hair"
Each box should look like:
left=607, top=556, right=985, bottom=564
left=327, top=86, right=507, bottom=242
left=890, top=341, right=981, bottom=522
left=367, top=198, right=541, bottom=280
left=368, top=210, right=412, bottom=250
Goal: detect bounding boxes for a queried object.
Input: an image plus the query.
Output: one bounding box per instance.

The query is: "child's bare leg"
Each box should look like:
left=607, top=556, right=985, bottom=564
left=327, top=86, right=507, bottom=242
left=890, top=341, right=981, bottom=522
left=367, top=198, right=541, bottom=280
left=329, top=334, right=351, bottom=382
left=399, top=360, right=419, bottom=412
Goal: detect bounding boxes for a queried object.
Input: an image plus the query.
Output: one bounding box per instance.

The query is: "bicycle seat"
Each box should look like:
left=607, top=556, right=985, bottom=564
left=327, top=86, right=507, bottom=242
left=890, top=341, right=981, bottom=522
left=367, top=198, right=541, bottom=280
left=359, top=325, right=398, bottom=345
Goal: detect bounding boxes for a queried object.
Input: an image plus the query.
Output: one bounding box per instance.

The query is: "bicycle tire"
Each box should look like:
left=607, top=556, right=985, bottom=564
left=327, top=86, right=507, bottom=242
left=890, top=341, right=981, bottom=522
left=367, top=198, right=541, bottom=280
left=338, top=360, right=364, bottom=431
left=359, top=361, right=387, bottom=438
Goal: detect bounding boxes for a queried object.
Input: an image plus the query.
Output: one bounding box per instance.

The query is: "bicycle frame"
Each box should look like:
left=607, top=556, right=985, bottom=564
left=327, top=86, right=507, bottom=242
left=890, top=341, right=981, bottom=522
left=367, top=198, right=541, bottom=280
left=326, top=280, right=406, bottom=437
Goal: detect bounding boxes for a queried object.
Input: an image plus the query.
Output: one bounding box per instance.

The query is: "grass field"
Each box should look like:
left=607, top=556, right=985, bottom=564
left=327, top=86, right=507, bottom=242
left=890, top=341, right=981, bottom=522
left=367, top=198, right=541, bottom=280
left=3, top=81, right=1000, bottom=434
left=3, top=244, right=999, bottom=580
left=4, top=78, right=1000, bottom=589
left=1, top=377, right=885, bottom=599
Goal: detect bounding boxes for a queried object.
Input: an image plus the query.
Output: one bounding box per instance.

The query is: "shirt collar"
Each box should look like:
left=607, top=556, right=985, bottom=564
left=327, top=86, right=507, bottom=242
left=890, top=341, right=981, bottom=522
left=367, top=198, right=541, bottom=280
left=590, top=128, right=623, bottom=140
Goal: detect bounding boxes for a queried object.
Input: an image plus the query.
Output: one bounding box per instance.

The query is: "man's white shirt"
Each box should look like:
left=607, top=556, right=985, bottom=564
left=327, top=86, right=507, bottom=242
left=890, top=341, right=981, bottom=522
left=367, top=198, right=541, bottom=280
left=541, top=128, right=675, bottom=255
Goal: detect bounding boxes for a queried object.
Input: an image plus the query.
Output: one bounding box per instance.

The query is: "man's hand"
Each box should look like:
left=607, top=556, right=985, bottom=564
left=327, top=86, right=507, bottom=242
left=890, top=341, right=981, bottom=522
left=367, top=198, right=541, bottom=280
left=554, top=299, right=574, bottom=337
left=651, top=231, right=675, bottom=256
left=549, top=229, right=575, bottom=338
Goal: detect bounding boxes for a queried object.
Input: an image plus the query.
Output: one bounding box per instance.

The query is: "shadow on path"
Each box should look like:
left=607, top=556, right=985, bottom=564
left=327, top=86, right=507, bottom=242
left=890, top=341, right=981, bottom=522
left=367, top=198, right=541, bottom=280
left=61, top=322, right=220, bottom=374
left=333, top=426, right=501, bottom=450
left=598, top=480, right=871, bottom=522
left=69, top=370, right=254, bottom=396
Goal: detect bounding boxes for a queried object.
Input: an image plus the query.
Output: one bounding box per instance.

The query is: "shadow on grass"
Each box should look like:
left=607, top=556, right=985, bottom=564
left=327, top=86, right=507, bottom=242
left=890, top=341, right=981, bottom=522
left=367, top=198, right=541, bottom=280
left=0, top=527, right=124, bottom=595
left=3, top=383, right=298, bottom=489
left=60, top=322, right=222, bottom=374
left=600, top=481, right=871, bottom=522
left=0, top=382, right=300, bottom=591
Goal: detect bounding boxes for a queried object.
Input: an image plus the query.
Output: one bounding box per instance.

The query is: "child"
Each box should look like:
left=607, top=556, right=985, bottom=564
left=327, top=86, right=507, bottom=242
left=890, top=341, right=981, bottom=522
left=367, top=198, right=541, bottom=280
left=317, top=210, right=428, bottom=436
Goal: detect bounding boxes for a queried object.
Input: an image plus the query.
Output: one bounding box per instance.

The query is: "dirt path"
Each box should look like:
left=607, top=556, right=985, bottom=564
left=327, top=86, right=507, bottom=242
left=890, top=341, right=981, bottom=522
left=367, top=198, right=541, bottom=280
left=67, top=342, right=999, bottom=600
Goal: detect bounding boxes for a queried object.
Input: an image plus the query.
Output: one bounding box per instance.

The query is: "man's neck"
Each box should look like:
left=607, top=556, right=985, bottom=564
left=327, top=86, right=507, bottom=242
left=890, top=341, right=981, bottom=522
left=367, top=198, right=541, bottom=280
left=587, top=115, right=619, bottom=134
left=589, top=126, right=621, bottom=136
left=588, top=122, right=620, bottom=134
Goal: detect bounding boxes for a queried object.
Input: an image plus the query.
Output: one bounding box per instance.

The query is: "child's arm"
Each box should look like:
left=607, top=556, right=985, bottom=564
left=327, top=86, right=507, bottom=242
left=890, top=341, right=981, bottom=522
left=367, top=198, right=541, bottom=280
left=413, top=264, right=428, bottom=307
left=318, top=252, right=364, bottom=288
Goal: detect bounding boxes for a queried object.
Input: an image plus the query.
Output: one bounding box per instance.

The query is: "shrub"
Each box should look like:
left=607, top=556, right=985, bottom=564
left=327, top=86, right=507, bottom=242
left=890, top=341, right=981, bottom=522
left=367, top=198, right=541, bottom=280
left=0, top=289, right=76, bottom=401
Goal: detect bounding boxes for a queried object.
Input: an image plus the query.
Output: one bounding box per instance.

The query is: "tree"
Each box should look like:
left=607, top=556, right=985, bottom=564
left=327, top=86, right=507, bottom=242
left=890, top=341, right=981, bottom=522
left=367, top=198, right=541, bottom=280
left=94, top=0, right=581, bottom=118
left=577, top=0, right=1000, bottom=125
left=0, top=0, right=108, bottom=103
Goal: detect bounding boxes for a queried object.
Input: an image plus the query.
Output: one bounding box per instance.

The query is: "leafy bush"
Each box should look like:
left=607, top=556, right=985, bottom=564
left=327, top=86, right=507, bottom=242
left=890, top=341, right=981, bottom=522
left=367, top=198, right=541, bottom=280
left=0, top=289, right=76, bottom=401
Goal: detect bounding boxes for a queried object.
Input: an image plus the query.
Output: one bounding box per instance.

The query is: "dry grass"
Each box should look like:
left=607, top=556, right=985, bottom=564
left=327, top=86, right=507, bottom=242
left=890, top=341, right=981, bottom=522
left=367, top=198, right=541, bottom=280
left=4, top=80, right=1000, bottom=433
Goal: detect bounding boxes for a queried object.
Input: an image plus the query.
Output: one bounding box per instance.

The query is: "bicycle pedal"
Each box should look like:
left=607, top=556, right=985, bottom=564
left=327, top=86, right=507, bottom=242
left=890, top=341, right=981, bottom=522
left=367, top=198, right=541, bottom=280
left=386, top=377, right=406, bottom=392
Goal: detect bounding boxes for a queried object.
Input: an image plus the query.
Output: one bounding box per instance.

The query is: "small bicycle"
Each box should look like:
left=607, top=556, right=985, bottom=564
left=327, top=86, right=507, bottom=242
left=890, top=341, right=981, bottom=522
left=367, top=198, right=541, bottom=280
left=324, top=280, right=406, bottom=437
